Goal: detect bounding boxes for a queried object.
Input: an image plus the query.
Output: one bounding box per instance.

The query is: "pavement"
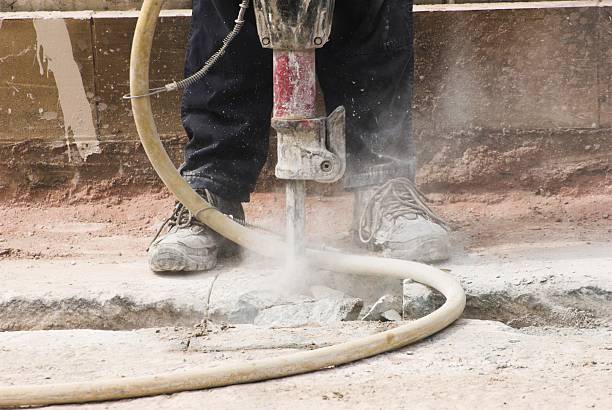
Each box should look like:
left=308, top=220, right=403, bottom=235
left=1, top=319, right=610, bottom=409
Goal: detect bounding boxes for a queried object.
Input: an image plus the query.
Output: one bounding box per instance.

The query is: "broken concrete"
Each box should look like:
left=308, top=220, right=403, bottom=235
left=1, top=239, right=610, bottom=330
left=380, top=309, right=402, bottom=322
left=443, top=241, right=612, bottom=328
left=403, top=279, right=445, bottom=320
left=223, top=290, right=314, bottom=324
left=361, top=295, right=401, bottom=321
left=253, top=297, right=363, bottom=327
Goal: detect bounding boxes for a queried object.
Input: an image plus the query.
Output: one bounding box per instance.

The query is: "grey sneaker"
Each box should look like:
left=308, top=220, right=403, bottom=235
left=148, top=190, right=244, bottom=273
left=355, top=178, right=451, bottom=263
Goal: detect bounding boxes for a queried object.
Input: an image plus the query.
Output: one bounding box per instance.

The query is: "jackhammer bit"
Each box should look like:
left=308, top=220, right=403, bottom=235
left=253, top=0, right=346, bottom=271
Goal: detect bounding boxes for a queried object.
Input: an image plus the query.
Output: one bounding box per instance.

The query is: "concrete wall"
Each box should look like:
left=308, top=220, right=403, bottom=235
left=0, top=1, right=191, bottom=11
left=0, top=1, right=562, bottom=12
left=412, top=2, right=611, bottom=192
left=0, top=2, right=610, bottom=199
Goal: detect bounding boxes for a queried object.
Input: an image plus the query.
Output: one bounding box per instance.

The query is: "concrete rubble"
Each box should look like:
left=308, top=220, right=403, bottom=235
left=253, top=297, right=363, bottom=327
left=380, top=309, right=402, bottom=322
left=403, top=279, right=445, bottom=319
left=361, top=295, right=402, bottom=321
left=224, top=290, right=314, bottom=323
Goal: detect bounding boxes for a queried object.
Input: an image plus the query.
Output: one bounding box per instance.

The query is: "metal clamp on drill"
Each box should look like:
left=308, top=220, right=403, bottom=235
left=273, top=107, right=345, bottom=182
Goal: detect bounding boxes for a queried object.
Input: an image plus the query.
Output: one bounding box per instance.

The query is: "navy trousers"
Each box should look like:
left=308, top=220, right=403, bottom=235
left=181, top=0, right=415, bottom=202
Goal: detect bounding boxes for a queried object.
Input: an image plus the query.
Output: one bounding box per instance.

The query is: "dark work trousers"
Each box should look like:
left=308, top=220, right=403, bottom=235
left=181, top=0, right=415, bottom=202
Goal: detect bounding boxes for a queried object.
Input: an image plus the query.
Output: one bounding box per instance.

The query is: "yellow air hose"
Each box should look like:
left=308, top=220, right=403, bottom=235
left=0, top=1, right=465, bottom=407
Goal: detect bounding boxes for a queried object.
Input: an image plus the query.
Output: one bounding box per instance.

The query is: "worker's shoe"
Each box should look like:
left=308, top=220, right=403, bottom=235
left=148, top=190, right=244, bottom=273
left=354, top=178, right=451, bottom=263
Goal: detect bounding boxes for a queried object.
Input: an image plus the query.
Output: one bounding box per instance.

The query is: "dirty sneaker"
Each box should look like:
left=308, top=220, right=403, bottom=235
left=355, top=178, right=451, bottom=263
left=148, top=190, right=244, bottom=272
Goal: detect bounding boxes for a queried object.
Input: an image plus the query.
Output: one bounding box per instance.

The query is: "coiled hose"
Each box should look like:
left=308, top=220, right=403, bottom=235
left=0, top=0, right=466, bottom=407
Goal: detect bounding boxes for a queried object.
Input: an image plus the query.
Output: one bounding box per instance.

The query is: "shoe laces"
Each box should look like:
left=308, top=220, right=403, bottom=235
left=147, top=190, right=272, bottom=251
left=147, top=189, right=221, bottom=250
left=147, top=202, right=204, bottom=250
left=358, top=178, right=451, bottom=244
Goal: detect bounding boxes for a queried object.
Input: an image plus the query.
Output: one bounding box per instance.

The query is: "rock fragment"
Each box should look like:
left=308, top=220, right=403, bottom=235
left=361, top=295, right=401, bottom=321
left=403, top=279, right=445, bottom=320
left=226, top=290, right=312, bottom=323
left=254, top=297, right=363, bottom=327
left=381, top=309, right=402, bottom=322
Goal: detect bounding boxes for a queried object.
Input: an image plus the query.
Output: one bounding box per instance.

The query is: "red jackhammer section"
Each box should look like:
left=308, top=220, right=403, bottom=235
left=273, top=50, right=317, bottom=119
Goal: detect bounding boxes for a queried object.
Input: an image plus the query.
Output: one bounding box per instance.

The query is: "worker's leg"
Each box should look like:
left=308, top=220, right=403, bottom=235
left=317, top=0, right=450, bottom=263
left=180, top=0, right=273, bottom=203
left=149, top=0, right=272, bottom=272
left=317, top=0, right=416, bottom=189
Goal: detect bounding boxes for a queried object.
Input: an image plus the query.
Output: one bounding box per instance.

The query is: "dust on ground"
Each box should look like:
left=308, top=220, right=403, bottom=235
left=0, top=188, right=610, bottom=263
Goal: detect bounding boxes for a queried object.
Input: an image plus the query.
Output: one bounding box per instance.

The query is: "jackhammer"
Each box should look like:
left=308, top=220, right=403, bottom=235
left=257, top=0, right=347, bottom=272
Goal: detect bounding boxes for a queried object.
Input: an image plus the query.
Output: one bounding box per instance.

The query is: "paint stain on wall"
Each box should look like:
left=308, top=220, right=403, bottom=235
left=32, top=18, right=100, bottom=160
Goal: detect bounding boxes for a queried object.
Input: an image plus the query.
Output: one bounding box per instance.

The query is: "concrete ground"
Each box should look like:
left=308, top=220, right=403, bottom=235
left=1, top=239, right=610, bottom=330
left=1, top=191, right=611, bottom=408
left=1, top=320, right=610, bottom=409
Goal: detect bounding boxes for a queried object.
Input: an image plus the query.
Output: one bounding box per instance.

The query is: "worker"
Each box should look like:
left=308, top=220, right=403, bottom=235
left=148, top=0, right=450, bottom=272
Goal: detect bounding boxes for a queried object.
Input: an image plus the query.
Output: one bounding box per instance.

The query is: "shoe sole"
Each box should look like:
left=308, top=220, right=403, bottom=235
left=383, top=237, right=451, bottom=264
left=148, top=247, right=218, bottom=273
